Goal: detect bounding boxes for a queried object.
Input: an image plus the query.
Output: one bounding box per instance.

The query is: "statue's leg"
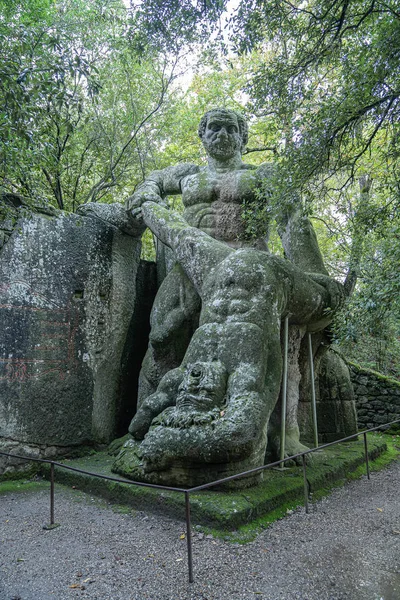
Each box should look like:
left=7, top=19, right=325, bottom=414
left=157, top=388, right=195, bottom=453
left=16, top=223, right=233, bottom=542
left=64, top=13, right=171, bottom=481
left=266, top=258, right=343, bottom=461
left=137, top=263, right=200, bottom=407
left=268, top=324, right=314, bottom=462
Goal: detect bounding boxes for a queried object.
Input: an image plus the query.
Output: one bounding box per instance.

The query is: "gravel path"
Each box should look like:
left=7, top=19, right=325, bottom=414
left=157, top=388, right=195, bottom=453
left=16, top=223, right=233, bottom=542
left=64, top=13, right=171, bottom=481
left=1, top=460, right=399, bottom=600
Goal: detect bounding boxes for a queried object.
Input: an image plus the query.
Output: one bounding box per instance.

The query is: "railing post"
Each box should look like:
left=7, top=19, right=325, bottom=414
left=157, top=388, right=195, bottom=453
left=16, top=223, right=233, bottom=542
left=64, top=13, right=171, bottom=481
left=280, top=316, right=289, bottom=468
left=43, top=461, right=59, bottom=530
left=308, top=333, right=319, bottom=448
left=185, top=491, right=194, bottom=583
left=302, top=455, right=309, bottom=514
left=363, top=432, right=370, bottom=480
left=50, top=462, right=55, bottom=525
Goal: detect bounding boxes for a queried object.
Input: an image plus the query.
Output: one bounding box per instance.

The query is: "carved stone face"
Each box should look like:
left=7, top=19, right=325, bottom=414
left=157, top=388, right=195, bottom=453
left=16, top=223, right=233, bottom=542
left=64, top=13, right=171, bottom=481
left=176, top=361, right=227, bottom=412
left=201, top=112, right=243, bottom=160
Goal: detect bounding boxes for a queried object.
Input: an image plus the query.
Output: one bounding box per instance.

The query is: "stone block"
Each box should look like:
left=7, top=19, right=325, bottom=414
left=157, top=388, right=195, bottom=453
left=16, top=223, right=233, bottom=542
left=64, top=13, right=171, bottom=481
left=357, top=396, right=369, bottom=405
left=0, top=205, right=142, bottom=450
left=356, top=385, right=369, bottom=395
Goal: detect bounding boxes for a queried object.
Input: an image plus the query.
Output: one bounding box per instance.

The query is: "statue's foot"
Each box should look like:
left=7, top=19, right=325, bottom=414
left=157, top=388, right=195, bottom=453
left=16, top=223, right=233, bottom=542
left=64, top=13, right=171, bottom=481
left=107, top=434, right=131, bottom=456
left=270, top=434, right=315, bottom=466
left=112, top=438, right=145, bottom=480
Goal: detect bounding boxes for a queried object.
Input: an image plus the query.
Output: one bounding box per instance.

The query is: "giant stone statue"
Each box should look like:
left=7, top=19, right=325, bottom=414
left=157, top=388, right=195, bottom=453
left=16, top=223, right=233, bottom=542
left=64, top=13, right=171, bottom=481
left=113, top=108, right=344, bottom=487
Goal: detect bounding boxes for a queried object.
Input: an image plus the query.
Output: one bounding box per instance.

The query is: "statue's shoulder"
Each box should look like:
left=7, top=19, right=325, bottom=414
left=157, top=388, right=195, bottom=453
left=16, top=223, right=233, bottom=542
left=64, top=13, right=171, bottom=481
left=166, top=162, right=200, bottom=179
left=240, top=162, right=276, bottom=179
left=255, top=162, right=276, bottom=179
left=240, top=163, right=258, bottom=171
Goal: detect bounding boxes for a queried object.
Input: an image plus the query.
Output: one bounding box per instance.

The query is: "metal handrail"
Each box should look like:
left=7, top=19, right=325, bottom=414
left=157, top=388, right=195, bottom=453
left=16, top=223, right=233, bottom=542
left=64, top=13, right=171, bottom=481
left=1, top=418, right=399, bottom=583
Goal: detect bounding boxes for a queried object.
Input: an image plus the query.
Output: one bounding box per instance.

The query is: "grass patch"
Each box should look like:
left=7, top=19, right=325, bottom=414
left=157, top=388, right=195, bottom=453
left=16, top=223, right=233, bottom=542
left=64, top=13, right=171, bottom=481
left=0, top=477, right=49, bottom=495
left=37, top=433, right=397, bottom=535
left=204, top=433, right=400, bottom=543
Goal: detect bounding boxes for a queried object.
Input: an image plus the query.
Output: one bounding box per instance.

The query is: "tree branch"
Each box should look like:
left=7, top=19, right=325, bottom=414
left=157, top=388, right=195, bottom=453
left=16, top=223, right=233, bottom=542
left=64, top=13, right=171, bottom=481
left=243, top=146, right=277, bottom=155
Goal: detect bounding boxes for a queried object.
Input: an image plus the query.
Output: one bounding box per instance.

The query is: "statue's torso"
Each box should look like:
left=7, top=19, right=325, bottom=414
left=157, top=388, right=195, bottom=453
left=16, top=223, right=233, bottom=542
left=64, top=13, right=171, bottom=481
left=181, top=167, right=263, bottom=245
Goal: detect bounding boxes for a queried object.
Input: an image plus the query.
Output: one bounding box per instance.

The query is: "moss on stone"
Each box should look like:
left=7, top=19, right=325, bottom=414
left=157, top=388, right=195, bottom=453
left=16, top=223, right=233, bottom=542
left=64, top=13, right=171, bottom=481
left=38, top=433, right=395, bottom=531
left=0, top=464, right=40, bottom=482
left=349, top=360, right=400, bottom=387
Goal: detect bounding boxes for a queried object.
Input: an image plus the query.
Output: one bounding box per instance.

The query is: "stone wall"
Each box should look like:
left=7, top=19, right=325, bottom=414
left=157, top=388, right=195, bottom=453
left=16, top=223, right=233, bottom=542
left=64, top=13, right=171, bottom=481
left=349, top=363, right=400, bottom=430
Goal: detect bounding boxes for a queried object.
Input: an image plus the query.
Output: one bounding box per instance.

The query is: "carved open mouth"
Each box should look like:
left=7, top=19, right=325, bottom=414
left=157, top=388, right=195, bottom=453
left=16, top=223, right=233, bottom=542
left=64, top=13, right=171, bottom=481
left=177, top=393, right=215, bottom=410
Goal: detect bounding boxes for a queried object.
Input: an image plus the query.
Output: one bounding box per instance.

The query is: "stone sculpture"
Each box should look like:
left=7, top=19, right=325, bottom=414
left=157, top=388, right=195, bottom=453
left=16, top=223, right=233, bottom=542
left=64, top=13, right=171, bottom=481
left=127, top=109, right=275, bottom=408
left=113, top=201, right=343, bottom=486
left=112, top=108, right=348, bottom=486
left=128, top=108, right=329, bottom=405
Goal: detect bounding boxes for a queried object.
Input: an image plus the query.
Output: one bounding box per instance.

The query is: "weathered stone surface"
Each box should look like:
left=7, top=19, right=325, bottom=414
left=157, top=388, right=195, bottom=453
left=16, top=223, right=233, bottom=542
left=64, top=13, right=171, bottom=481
left=0, top=203, right=141, bottom=454
left=112, top=108, right=349, bottom=487
left=127, top=109, right=277, bottom=410
left=113, top=201, right=343, bottom=486
left=0, top=437, right=74, bottom=479
left=315, top=351, right=357, bottom=443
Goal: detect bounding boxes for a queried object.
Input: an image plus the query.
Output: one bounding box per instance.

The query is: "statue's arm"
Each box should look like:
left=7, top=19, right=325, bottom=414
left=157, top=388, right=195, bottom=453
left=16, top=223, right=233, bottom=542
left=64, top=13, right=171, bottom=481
left=139, top=365, right=267, bottom=471
left=255, top=162, right=328, bottom=274
left=129, top=367, right=184, bottom=440
left=141, top=202, right=232, bottom=295
left=278, top=207, right=329, bottom=275
left=126, top=163, right=199, bottom=211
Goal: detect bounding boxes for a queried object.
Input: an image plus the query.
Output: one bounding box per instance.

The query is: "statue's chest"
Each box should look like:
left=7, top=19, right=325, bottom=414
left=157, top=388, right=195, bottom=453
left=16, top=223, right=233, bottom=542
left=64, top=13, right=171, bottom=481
left=181, top=170, right=257, bottom=207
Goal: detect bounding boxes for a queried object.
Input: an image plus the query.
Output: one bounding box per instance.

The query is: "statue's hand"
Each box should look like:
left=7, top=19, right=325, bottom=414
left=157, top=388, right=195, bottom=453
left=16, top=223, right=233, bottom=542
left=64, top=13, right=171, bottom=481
left=126, top=193, right=166, bottom=228
left=309, top=273, right=344, bottom=311
left=129, top=406, right=155, bottom=440
left=126, top=192, right=164, bottom=212
left=140, top=427, right=176, bottom=472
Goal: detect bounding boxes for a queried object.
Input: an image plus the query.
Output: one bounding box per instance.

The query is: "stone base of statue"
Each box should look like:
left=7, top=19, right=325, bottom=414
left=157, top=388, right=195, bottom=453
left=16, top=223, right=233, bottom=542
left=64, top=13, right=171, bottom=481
left=112, top=436, right=265, bottom=489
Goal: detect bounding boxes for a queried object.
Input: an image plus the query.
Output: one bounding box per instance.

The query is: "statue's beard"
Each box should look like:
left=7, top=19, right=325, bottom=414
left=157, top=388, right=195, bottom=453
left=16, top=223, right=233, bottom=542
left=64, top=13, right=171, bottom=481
left=151, top=406, right=221, bottom=429
left=202, top=137, right=241, bottom=159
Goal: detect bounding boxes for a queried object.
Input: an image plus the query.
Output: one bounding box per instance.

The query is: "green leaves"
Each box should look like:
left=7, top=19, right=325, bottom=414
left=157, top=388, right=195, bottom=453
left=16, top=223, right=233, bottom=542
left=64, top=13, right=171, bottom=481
left=0, top=0, right=184, bottom=210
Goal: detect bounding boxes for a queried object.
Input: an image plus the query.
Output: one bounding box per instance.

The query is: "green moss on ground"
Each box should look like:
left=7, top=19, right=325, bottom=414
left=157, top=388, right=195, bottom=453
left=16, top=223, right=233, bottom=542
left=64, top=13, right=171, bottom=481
left=0, top=464, right=40, bottom=482
left=37, top=433, right=397, bottom=532
left=213, top=433, right=400, bottom=543
left=0, top=478, right=49, bottom=495
left=2, top=434, right=398, bottom=543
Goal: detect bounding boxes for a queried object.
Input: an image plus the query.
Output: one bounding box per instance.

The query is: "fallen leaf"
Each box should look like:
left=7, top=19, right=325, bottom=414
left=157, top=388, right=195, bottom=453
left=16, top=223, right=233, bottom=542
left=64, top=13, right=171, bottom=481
left=16, top=558, right=25, bottom=563
left=179, top=534, right=185, bottom=540
left=69, top=584, right=81, bottom=589
left=376, top=508, right=383, bottom=512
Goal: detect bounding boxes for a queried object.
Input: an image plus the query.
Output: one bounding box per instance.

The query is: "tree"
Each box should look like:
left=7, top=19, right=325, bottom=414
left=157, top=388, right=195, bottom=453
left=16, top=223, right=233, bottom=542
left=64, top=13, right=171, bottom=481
left=0, top=0, right=184, bottom=210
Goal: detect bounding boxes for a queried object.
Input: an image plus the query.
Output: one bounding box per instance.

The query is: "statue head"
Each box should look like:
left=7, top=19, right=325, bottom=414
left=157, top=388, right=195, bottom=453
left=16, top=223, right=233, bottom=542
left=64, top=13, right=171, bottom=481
left=151, top=361, right=228, bottom=430
left=198, top=108, right=248, bottom=159
left=176, top=360, right=228, bottom=412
